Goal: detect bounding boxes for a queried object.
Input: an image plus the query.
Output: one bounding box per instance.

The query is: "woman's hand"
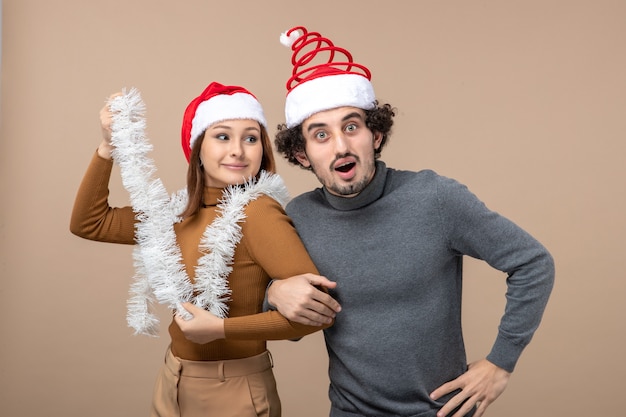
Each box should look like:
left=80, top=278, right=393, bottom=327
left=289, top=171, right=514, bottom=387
left=174, top=302, right=225, bottom=344
left=97, top=92, right=122, bottom=160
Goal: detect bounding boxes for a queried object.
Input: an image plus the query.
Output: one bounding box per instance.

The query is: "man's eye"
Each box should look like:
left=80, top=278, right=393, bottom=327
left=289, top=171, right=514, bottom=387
left=315, top=132, right=327, bottom=140
left=346, top=123, right=357, bottom=132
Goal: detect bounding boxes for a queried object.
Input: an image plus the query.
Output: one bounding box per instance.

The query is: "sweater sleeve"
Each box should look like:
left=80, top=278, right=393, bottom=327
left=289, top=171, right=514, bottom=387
left=437, top=176, right=555, bottom=372
left=223, top=195, right=332, bottom=340
left=69, top=151, right=136, bottom=244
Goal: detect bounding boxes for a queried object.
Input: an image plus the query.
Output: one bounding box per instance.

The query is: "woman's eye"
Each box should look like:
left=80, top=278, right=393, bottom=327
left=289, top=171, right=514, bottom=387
left=245, top=136, right=258, bottom=143
left=216, top=134, right=228, bottom=141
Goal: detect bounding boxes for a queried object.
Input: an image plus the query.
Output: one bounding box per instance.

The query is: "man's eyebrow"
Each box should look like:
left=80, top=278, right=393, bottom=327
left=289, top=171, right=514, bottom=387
left=306, top=112, right=364, bottom=133
left=306, top=122, right=327, bottom=133
left=342, top=112, right=364, bottom=122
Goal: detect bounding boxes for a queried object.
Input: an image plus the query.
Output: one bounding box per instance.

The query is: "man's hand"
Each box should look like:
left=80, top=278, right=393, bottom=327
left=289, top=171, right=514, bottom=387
left=174, top=302, right=225, bottom=344
left=269, top=273, right=341, bottom=326
left=430, top=359, right=511, bottom=417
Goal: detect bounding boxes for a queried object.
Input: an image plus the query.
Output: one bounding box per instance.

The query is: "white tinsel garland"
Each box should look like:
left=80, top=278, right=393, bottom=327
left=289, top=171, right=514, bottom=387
left=108, top=88, right=289, bottom=336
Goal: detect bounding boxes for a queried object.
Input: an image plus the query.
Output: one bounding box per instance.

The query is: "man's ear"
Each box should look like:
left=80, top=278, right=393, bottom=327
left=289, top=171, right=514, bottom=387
left=295, top=151, right=311, bottom=168
left=373, top=132, right=383, bottom=150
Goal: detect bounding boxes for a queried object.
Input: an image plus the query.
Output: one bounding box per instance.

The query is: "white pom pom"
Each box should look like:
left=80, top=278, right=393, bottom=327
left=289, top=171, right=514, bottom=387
left=280, top=29, right=301, bottom=48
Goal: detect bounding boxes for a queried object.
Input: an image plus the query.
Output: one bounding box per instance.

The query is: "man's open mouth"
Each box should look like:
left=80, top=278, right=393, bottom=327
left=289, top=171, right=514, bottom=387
left=335, top=162, right=355, bottom=173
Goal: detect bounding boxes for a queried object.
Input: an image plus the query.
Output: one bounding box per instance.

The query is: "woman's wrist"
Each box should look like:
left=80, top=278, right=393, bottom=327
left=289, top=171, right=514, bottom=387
left=216, top=318, right=226, bottom=340
left=97, top=141, right=113, bottom=160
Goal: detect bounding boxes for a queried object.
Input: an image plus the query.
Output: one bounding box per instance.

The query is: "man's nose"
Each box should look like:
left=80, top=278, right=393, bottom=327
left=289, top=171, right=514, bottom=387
left=333, top=132, right=349, bottom=153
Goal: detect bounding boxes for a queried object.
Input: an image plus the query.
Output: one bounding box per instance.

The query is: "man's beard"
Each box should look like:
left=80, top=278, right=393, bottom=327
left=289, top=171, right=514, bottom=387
left=326, top=175, right=371, bottom=196
left=310, top=155, right=376, bottom=197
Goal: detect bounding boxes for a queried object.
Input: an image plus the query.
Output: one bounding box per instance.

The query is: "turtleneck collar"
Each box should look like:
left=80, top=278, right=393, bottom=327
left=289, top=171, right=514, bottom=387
left=322, top=160, right=387, bottom=211
left=202, top=187, right=225, bottom=207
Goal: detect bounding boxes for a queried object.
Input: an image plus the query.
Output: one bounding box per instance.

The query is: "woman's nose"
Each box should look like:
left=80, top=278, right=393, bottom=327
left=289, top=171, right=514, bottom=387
left=229, top=140, right=244, bottom=157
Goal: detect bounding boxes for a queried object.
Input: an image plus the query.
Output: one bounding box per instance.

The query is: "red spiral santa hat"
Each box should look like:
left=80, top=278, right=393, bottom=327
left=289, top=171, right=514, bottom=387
left=279, top=26, right=376, bottom=128
left=181, top=82, right=267, bottom=162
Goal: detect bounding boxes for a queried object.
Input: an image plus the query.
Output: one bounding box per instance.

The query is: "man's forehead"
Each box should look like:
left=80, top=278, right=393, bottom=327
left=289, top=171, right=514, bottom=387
left=303, top=106, right=366, bottom=127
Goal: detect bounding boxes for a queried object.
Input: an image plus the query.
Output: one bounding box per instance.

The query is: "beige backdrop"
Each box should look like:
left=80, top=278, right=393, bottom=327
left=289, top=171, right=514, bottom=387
left=1, top=1, right=624, bottom=416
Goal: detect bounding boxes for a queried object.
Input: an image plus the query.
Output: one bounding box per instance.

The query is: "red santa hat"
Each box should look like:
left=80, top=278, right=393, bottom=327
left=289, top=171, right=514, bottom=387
left=181, top=82, right=267, bottom=162
left=279, top=26, right=376, bottom=128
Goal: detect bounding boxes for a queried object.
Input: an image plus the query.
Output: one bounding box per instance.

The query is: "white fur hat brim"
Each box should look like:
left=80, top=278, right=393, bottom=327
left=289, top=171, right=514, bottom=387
left=285, top=73, right=376, bottom=128
left=190, top=92, right=266, bottom=148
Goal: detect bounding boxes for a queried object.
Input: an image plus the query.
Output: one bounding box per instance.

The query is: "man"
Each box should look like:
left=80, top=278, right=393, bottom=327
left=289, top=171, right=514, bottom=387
left=269, top=26, right=555, bottom=417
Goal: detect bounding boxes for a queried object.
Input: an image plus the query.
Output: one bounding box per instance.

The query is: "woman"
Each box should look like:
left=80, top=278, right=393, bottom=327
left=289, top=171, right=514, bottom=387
left=70, top=82, right=332, bottom=417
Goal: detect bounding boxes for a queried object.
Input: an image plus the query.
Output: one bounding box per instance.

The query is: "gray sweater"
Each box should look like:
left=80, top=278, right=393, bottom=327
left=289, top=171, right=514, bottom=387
left=286, top=161, right=554, bottom=417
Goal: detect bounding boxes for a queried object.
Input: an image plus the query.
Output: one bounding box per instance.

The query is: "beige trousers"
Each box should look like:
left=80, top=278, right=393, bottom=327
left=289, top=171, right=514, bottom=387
left=150, top=348, right=281, bottom=417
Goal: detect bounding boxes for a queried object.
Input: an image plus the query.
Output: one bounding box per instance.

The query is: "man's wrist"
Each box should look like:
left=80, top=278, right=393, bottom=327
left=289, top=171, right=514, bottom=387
left=263, top=279, right=277, bottom=312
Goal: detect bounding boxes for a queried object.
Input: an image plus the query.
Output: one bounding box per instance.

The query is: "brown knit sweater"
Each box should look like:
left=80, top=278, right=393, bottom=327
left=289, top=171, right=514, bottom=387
left=70, top=152, right=330, bottom=360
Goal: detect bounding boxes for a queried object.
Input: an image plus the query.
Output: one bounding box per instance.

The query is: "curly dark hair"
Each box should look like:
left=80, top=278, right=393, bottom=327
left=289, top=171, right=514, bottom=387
left=274, top=102, right=396, bottom=168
